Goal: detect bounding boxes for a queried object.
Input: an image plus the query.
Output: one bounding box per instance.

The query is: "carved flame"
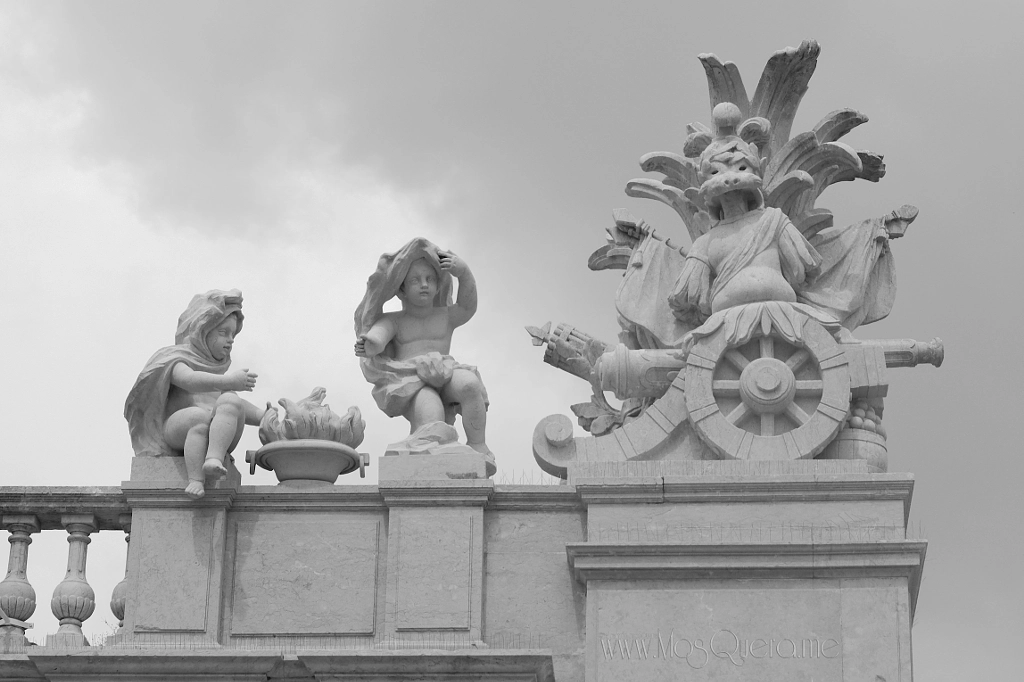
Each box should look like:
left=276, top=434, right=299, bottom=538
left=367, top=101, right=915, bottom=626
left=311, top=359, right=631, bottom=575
left=259, top=387, right=365, bottom=448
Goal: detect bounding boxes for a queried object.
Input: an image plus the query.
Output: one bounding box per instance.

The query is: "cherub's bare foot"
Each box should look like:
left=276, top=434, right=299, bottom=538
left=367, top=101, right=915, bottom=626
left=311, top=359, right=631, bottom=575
left=184, top=480, right=205, bottom=499
left=202, top=458, right=228, bottom=480
left=468, top=442, right=496, bottom=477
left=468, top=441, right=493, bottom=458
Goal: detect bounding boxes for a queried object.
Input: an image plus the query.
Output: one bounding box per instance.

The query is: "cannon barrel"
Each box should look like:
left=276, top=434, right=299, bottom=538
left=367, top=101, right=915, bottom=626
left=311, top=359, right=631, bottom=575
left=863, top=337, right=944, bottom=368
left=595, top=345, right=685, bottom=399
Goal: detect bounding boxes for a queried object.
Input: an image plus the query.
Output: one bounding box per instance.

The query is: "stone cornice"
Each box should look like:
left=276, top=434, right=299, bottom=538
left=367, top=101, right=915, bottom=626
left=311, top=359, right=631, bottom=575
left=299, top=649, right=555, bottom=681
left=573, top=477, right=664, bottom=506
left=575, top=473, right=915, bottom=524
left=663, top=474, right=915, bottom=524
left=487, top=486, right=583, bottom=511
left=0, top=488, right=128, bottom=531
left=566, top=539, right=927, bottom=616
left=379, top=480, right=495, bottom=507
left=121, top=481, right=238, bottom=509
left=0, top=649, right=556, bottom=682
left=17, top=650, right=284, bottom=681
left=231, top=485, right=387, bottom=512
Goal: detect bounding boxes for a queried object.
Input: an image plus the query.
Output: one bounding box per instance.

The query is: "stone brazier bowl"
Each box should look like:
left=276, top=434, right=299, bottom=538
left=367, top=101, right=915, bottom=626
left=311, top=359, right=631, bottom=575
left=246, top=440, right=367, bottom=486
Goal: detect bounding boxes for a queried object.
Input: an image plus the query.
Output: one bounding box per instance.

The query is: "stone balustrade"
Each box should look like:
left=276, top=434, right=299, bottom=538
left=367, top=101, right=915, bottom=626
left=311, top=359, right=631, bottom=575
left=0, top=487, right=130, bottom=649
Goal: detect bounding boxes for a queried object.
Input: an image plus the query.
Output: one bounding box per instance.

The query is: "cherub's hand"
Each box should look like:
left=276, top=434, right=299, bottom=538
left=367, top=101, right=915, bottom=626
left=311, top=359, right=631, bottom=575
left=354, top=335, right=368, bottom=357
left=225, top=368, right=258, bottom=392
left=438, top=250, right=468, bottom=277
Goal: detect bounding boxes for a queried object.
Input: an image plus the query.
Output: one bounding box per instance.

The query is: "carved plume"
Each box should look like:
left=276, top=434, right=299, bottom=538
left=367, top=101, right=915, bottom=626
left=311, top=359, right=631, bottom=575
left=626, top=40, right=887, bottom=241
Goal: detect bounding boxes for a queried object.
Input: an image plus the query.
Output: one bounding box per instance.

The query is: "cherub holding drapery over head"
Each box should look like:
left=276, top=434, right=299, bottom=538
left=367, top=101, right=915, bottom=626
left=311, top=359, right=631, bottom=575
left=354, top=238, right=491, bottom=465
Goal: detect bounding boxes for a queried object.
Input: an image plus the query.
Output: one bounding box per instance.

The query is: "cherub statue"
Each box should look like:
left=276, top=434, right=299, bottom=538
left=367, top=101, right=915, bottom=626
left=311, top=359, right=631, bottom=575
left=125, top=290, right=267, bottom=499
left=354, top=238, right=491, bottom=463
left=668, top=102, right=822, bottom=322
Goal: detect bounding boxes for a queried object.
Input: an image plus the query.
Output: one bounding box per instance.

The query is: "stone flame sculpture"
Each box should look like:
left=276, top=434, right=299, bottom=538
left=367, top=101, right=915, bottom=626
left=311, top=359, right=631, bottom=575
left=124, top=289, right=267, bottom=499
left=355, top=238, right=494, bottom=476
left=528, top=41, right=943, bottom=477
left=258, top=387, right=365, bottom=446
left=246, top=387, right=369, bottom=484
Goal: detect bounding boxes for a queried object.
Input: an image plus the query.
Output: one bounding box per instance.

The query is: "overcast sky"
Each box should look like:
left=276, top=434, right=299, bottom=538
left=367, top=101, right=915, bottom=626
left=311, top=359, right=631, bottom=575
left=0, top=1, right=1020, bottom=678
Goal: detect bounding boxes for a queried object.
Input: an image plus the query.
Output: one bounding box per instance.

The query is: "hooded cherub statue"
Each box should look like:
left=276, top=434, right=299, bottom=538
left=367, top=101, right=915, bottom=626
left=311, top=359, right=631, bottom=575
left=354, top=238, right=492, bottom=472
left=125, top=290, right=267, bottom=499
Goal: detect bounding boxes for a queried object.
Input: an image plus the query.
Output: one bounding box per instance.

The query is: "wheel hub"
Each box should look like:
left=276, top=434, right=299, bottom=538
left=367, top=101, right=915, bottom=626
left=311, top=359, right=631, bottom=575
left=739, top=357, right=795, bottom=414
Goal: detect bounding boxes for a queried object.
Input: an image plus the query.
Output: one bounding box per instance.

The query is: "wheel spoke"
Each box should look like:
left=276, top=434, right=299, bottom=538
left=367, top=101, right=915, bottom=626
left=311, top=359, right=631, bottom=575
left=785, top=402, right=812, bottom=426
left=786, top=349, right=810, bottom=373
left=794, top=380, right=823, bottom=397
left=726, top=402, right=751, bottom=426
left=760, top=412, right=775, bottom=436
left=759, top=335, right=774, bottom=359
left=725, top=350, right=749, bottom=371
left=712, top=380, right=741, bottom=396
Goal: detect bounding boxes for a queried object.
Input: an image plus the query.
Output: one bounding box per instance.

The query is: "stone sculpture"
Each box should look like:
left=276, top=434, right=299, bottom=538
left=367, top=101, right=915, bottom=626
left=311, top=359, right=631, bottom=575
left=124, top=289, right=267, bottom=498
left=246, top=387, right=369, bottom=484
left=258, top=386, right=365, bottom=446
left=355, top=238, right=493, bottom=474
left=528, top=41, right=943, bottom=477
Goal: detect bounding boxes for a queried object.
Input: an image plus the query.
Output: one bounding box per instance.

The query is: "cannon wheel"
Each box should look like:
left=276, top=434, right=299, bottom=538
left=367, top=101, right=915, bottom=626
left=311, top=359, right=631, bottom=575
left=684, top=317, right=850, bottom=460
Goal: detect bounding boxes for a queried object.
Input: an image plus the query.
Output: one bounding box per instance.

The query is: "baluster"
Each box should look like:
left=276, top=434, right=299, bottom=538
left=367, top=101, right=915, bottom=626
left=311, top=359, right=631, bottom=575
left=50, top=514, right=96, bottom=646
left=0, top=515, right=40, bottom=646
left=109, top=514, right=131, bottom=629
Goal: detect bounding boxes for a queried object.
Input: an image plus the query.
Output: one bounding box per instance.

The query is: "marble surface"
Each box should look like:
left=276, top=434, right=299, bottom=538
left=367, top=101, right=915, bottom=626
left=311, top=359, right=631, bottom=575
left=229, top=517, right=380, bottom=635
left=586, top=578, right=910, bottom=682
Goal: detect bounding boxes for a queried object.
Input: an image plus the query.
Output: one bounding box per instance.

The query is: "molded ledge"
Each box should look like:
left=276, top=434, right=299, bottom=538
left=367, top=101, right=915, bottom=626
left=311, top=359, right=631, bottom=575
left=121, top=482, right=238, bottom=509
left=7, top=650, right=283, bottom=681
left=299, top=650, right=556, bottom=682
left=574, top=473, right=914, bottom=525
left=231, top=485, right=387, bottom=512
left=0, top=488, right=128, bottom=531
left=487, top=486, right=583, bottom=511
left=574, top=477, right=664, bottom=505
left=2, top=649, right=556, bottom=681
left=566, top=539, right=927, bottom=616
left=379, top=479, right=494, bottom=507
left=662, top=474, right=915, bottom=524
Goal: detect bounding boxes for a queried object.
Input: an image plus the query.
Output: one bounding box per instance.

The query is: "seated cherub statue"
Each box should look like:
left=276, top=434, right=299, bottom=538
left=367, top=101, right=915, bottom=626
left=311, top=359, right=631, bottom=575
left=125, top=290, right=267, bottom=499
left=668, top=102, right=821, bottom=324
left=354, top=238, right=491, bottom=462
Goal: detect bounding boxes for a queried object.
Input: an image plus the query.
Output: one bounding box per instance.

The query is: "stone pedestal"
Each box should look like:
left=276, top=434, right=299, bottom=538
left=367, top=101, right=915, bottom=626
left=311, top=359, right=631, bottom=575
left=378, top=453, right=491, bottom=481
left=379, top=463, right=493, bottom=647
left=119, top=456, right=240, bottom=646
left=568, top=460, right=925, bottom=682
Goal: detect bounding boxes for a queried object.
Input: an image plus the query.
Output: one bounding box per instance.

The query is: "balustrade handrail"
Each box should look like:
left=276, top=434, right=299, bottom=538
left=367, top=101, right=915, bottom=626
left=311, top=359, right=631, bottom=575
left=0, top=487, right=128, bottom=531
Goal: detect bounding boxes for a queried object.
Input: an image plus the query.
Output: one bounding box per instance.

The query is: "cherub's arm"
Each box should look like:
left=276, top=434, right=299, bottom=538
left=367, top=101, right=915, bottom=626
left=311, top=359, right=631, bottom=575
left=439, top=250, right=477, bottom=328
left=355, top=316, right=397, bottom=358
left=170, top=363, right=257, bottom=393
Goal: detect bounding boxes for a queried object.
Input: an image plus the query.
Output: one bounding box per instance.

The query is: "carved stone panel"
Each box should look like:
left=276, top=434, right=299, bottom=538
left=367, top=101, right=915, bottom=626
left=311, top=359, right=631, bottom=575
left=393, top=509, right=476, bottom=631
left=132, top=509, right=221, bottom=632
left=229, top=516, right=381, bottom=635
